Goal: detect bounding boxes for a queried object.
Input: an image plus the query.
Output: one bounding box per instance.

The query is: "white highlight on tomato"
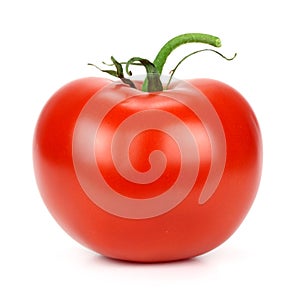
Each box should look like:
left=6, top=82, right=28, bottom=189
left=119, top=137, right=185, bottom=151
left=72, top=79, right=226, bottom=219
left=112, top=110, right=198, bottom=185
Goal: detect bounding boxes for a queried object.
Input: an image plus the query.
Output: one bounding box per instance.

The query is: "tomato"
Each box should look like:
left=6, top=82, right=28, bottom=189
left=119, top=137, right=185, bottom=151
left=33, top=76, right=262, bottom=262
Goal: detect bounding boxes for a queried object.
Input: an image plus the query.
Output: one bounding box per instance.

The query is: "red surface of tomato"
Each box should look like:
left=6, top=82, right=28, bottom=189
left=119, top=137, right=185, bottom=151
left=33, top=76, right=262, bottom=262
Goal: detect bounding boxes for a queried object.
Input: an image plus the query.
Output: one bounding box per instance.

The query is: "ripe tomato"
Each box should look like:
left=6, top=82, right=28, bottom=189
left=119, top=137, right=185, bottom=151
left=33, top=76, right=262, bottom=262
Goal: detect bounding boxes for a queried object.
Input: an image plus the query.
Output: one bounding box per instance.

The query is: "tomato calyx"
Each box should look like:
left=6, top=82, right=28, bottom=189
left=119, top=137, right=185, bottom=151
left=126, top=57, right=163, bottom=92
left=88, top=33, right=237, bottom=92
left=88, top=57, right=136, bottom=89
left=166, top=49, right=237, bottom=89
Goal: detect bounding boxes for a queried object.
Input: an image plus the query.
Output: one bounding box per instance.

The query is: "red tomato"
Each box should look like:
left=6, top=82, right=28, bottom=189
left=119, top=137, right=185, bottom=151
left=33, top=77, right=262, bottom=262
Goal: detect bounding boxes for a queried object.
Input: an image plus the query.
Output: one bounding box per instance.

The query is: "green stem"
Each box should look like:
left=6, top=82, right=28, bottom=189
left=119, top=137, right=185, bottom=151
left=126, top=57, right=163, bottom=92
left=153, top=33, right=221, bottom=75
left=94, top=33, right=227, bottom=92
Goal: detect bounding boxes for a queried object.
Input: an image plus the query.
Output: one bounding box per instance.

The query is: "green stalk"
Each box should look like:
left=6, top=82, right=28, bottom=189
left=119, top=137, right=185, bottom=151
left=141, top=33, right=221, bottom=91
left=126, top=57, right=163, bottom=92
left=95, top=33, right=225, bottom=92
left=153, top=33, right=221, bottom=75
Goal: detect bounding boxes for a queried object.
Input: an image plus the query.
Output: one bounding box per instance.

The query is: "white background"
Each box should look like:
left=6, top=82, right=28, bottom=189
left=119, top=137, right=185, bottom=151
left=1, top=0, right=299, bottom=291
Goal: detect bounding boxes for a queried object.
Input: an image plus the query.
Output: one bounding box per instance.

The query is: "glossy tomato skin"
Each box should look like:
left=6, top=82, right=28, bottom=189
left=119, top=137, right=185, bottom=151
left=33, top=77, right=262, bottom=262
left=189, top=78, right=262, bottom=214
